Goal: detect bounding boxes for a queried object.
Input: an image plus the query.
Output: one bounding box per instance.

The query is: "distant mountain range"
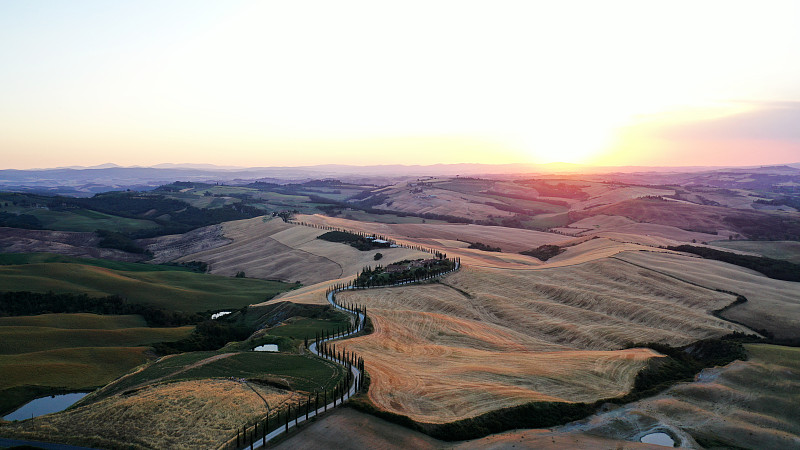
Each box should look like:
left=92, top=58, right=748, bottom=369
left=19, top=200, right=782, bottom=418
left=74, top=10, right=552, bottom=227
left=1, top=162, right=798, bottom=196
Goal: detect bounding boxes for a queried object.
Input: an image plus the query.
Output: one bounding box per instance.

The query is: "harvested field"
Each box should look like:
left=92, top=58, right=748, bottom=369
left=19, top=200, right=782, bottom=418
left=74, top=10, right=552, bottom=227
left=570, top=197, right=800, bottom=240
left=373, top=186, right=517, bottom=220
left=296, top=214, right=570, bottom=253
left=566, top=215, right=723, bottom=243
left=0, top=379, right=299, bottom=450
left=0, top=227, right=144, bottom=261
left=272, top=408, right=658, bottom=450
left=616, top=251, right=800, bottom=340
left=334, top=261, right=748, bottom=423
left=178, top=217, right=428, bottom=284
left=569, top=185, right=675, bottom=211
left=139, top=224, right=230, bottom=264
left=572, top=344, right=800, bottom=449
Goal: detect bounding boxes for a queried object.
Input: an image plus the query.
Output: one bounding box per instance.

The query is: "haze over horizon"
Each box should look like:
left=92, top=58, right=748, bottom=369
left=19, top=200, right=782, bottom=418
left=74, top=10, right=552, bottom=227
left=2, top=1, right=799, bottom=170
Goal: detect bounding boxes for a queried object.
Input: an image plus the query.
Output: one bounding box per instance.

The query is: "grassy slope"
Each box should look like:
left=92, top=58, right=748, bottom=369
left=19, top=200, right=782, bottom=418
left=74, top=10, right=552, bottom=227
left=0, top=261, right=297, bottom=312
left=711, top=240, right=800, bottom=264
left=0, top=312, right=147, bottom=329
left=0, top=202, right=157, bottom=232
left=267, top=316, right=351, bottom=340
left=0, top=313, right=194, bottom=413
left=0, top=325, right=193, bottom=354
left=94, top=351, right=346, bottom=400
left=0, top=379, right=300, bottom=449
left=0, top=252, right=194, bottom=272
left=0, top=346, right=152, bottom=414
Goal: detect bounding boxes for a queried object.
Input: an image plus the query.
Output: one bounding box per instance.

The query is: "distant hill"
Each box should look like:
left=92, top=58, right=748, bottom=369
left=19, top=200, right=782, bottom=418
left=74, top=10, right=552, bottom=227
left=1, top=162, right=798, bottom=195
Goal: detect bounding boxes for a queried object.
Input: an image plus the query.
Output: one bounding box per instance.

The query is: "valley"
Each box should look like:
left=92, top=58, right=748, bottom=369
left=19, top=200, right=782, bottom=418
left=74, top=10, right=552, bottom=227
left=0, top=165, right=799, bottom=449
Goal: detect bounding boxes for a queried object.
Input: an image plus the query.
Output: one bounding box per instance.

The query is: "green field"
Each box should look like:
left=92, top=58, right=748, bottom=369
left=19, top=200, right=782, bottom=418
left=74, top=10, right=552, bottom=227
left=0, top=313, right=147, bottom=329
left=163, top=192, right=241, bottom=209
left=0, top=323, right=193, bottom=354
left=0, top=312, right=196, bottom=414
left=0, top=261, right=298, bottom=312
left=0, top=346, right=152, bottom=414
left=0, top=202, right=157, bottom=232
left=95, top=351, right=347, bottom=400
left=711, top=240, right=800, bottom=264
left=0, top=253, right=196, bottom=272
left=266, top=316, right=351, bottom=340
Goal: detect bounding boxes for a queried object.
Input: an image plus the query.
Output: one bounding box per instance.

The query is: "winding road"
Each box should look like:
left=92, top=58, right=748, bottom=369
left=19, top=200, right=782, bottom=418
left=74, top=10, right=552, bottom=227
left=248, top=260, right=460, bottom=448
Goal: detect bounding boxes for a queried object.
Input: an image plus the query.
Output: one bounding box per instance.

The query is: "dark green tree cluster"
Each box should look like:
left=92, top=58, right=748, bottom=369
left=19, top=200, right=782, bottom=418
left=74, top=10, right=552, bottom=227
left=96, top=229, right=149, bottom=254
left=520, top=244, right=564, bottom=261
left=666, top=245, right=800, bottom=282
left=466, top=241, right=501, bottom=252
left=0, top=211, right=43, bottom=229
left=0, top=291, right=202, bottom=326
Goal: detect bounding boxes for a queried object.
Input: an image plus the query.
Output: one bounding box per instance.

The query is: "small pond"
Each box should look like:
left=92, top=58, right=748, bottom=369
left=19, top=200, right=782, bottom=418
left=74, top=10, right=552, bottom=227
left=640, top=432, right=675, bottom=447
left=3, top=392, right=88, bottom=421
left=252, top=344, right=278, bottom=352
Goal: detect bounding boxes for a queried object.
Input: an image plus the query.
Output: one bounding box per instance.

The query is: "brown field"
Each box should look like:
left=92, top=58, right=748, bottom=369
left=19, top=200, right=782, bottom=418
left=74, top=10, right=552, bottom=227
left=0, top=227, right=144, bottom=261
left=272, top=408, right=660, bottom=449
left=569, top=197, right=800, bottom=240
left=564, top=214, right=724, bottom=243
left=332, top=261, right=748, bottom=423
left=373, top=185, right=517, bottom=220
left=296, top=214, right=570, bottom=253
left=139, top=223, right=230, bottom=264
left=176, top=217, right=429, bottom=284
left=275, top=345, right=800, bottom=449
left=570, top=344, right=800, bottom=449
left=616, top=251, right=800, bottom=339
left=0, top=379, right=299, bottom=449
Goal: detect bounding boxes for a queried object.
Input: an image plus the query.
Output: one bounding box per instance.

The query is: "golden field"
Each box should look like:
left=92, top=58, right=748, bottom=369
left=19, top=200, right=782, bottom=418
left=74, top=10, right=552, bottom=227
left=616, top=250, right=800, bottom=339
left=567, top=344, right=800, bottom=448
left=179, top=217, right=429, bottom=284
left=333, top=261, right=748, bottom=423
left=1, top=379, right=299, bottom=449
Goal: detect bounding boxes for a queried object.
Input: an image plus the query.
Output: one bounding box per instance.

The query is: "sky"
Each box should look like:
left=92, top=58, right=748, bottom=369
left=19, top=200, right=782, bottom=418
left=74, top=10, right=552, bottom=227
left=1, top=0, right=799, bottom=169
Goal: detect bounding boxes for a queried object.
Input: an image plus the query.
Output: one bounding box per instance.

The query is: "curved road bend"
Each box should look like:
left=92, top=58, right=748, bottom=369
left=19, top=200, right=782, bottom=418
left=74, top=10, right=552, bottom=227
left=250, top=261, right=459, bottom=448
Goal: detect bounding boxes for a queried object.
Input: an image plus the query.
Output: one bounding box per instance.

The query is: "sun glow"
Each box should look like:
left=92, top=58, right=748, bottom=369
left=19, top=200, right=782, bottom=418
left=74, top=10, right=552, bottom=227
left=1, top=1, right=799, bottom=168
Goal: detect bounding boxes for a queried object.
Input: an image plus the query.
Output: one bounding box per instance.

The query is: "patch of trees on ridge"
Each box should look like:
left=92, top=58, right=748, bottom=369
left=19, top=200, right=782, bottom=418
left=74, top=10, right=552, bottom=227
left=520, top=244, right=564, bottom=261
left=464, top=241, right=501, bottom=252
left=0, top=211, right=43, bottom=229
left=667, top=245, right=800, bottom=282
left=317, top=230, right=392, bottom=251
left=353, top=258, right=455, bottom=287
